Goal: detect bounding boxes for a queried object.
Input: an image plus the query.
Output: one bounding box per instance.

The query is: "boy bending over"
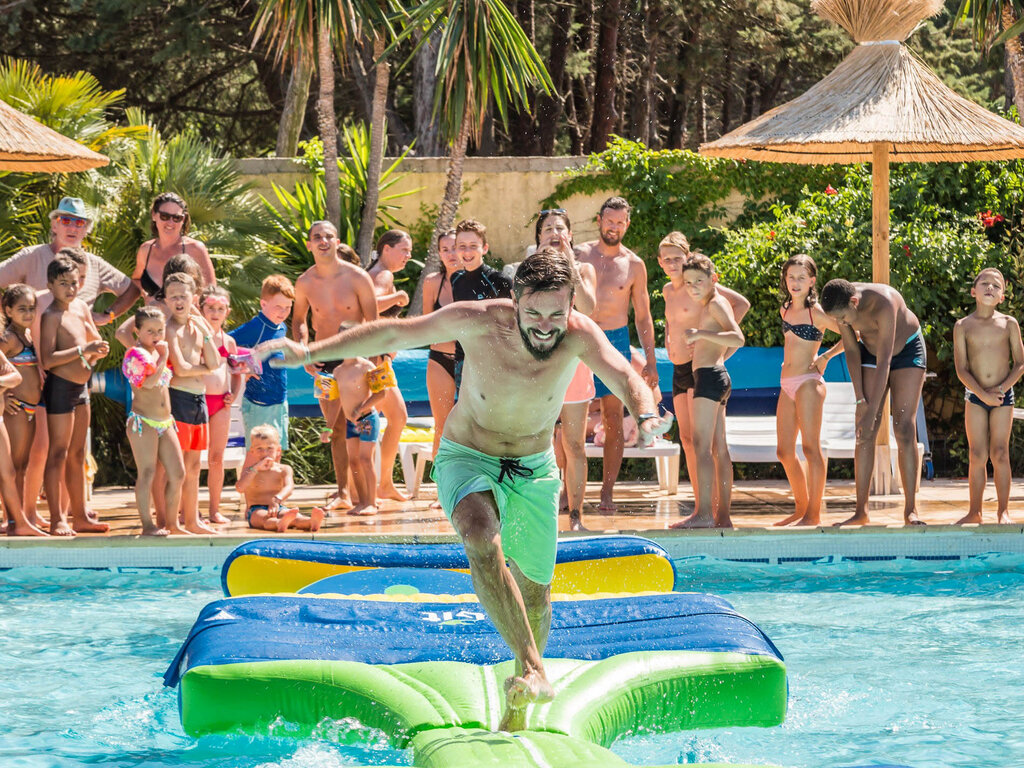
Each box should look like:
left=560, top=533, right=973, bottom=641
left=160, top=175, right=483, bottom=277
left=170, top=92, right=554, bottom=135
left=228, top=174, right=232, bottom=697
left=334, top=356, right=388, bottom=516
left=953, top=268, right=1024, bottom=524
left=237, top=424, right=324, bottom=532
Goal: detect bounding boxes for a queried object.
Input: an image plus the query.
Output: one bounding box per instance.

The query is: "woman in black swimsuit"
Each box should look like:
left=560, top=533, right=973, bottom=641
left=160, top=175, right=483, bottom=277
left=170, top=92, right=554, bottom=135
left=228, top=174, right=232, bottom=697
left=419, top=229, right=460, bottom=461
left=131, top=193, right=216, bottom=301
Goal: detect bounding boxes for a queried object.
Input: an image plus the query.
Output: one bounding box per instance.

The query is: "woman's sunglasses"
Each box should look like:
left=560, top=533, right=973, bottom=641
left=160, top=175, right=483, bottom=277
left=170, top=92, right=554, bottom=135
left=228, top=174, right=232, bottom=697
left=156, top=210, right=186, bottom=223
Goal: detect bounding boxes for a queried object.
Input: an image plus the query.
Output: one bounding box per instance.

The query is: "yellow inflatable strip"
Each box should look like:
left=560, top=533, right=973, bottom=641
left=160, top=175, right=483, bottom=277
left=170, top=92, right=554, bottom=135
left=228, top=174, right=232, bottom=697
left=239, top=590, right=671, bottom=603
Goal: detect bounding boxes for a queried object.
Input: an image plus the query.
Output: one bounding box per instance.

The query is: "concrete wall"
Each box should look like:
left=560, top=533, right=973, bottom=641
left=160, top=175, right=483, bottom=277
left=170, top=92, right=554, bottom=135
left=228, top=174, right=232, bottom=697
left=235, top=156, right=747, bottom=263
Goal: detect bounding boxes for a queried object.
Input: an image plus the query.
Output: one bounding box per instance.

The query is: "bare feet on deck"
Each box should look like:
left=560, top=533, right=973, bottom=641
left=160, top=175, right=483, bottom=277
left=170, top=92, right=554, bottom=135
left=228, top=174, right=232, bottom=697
left=309, top=507, right=325, bottom=531
left=499, top=670, right=555, bottom=732
left=208, top=511, right=231, bottom=525
left=8, top=520, right=48, bottom=537
left=429, top=500, right=443, bottom=511
left=955, top=511, right=983, bottom=525
left=141, top=525, right=170, bottom=537
left=51, top=520, right=75, bottom=536
left=598, top=486, right=617, bottom=513
left=165, top=524, right=189, bottom=535
left=73, top=519, right=110, bottom=534
left=998, top=510, right=1014, bottom=524
left=324, top=491, right=352, bottom=513
left=27, top=514, right=49, bottom=531
left=904, top=510, right=926, bottom=526
left=377, top=483, right=410, bottom=502
left=774, top=510, right=803, bottom=527
left=568, top=509, right=588, bottom=532
left=834, top=513, right=869, bottom=527
left=348, top=504, right=378, bottom=517
left=184, top=519, right=219, bottom=535
left=275, top=508, right=299, bottom=532
left=670, top=512, right=715, bottom=529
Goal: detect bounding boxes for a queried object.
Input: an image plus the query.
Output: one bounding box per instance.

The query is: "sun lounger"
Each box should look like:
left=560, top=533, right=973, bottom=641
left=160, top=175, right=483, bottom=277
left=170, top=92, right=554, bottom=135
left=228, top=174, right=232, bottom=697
left=199, top=400, right=246, bottom=474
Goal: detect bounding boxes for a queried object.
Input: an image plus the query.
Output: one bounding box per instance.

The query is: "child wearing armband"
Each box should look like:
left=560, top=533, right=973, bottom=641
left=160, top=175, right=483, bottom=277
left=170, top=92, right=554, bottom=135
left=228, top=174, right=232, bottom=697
left=334, top=356, right=389, bottom=516
left=123, top=306, right=186, bottom=535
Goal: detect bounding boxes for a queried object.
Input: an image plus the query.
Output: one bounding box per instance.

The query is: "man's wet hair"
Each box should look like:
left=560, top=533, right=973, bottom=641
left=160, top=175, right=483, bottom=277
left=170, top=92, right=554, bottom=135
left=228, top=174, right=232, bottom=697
left=599, top=196, right=631, bottom=217
left=535, top=209, right=571, bottom=247
left=681, top=252, right=715, bottom=278
left=47, top=256, right=79, bottom=284
left=513, top=247, right=577, bottom=301
left=820, top=279, right=857, bottom=314
left=455, top=218, right=488, bottom=246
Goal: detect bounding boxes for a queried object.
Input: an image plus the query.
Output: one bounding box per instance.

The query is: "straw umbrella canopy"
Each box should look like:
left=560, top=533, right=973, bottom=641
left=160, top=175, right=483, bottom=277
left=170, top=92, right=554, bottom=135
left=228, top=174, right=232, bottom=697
left=0, top=97, right=108, bottom=172
left=700, top=0, right=1024, bottom=284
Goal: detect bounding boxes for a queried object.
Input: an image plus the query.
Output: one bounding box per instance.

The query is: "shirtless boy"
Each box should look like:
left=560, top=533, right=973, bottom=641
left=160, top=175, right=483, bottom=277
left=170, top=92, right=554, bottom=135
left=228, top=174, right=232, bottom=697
left=236, top=424, right=324, bottom=532
left=334, top=356, right=388, bottom=516
left=258, top=248, right=668, bottom=732
left=576, top=197, right=658, bottom=511
left=821, top=279, right=927, bottom=526
left=164, top=272, right=221, bottom=535
left=292, top=221, right=378, bottom=508
left=39, top=257, right=110, bottom=536
left=673, top=253, right=744, bottom=529
left=953, top=268, right=1024, bottom=524
left=657, top=232, right=749, bottom=523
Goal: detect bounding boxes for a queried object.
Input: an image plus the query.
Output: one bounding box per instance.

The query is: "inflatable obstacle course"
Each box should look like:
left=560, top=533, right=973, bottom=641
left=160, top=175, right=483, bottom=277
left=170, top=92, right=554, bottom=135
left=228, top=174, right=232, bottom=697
left=168, top=537, right=786, bottom=767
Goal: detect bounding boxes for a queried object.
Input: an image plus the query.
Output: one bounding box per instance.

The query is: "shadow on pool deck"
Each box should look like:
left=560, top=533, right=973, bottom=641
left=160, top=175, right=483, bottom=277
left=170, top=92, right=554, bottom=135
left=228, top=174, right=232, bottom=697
left=5, top=477, right=1024, bottom=543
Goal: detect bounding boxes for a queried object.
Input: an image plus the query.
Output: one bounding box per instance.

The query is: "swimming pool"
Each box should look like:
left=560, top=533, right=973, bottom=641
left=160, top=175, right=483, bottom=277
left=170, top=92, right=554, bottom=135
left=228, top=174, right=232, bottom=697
left=2, top=557, right=1021, bottom=768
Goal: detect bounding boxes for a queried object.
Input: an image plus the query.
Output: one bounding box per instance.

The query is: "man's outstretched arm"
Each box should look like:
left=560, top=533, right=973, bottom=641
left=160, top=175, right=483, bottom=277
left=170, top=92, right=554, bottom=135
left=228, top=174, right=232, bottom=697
left=258, top=302, right=481, bottom=367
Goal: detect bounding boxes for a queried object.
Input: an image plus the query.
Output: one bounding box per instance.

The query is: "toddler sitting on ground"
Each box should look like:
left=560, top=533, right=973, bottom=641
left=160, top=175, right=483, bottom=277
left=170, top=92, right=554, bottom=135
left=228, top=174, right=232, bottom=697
left=236, top=424, right=324, bottom=532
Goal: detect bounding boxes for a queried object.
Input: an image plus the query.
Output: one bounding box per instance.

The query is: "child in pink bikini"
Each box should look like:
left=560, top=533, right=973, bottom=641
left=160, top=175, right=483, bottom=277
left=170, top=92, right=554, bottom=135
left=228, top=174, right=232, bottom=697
left=775, top=255, right=843, bottom=527
left=0, top=284, right=47, bottom=532
left=123, top=306, right=186, bottom=535
left=199, top=285, right=241, bottom=525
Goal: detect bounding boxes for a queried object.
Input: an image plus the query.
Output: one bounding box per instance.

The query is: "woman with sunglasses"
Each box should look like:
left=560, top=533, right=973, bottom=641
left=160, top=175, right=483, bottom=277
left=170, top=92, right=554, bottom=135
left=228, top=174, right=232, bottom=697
left=132, top=193, right=216, bottom=301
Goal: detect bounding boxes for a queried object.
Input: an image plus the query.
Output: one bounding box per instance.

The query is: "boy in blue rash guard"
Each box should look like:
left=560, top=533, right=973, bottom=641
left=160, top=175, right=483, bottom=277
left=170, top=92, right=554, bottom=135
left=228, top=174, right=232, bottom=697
left=256, top=247, right=670, bottom=734
left=821, top=279, right=927, bottom=527
left=230, top=275, right=294, bottom=450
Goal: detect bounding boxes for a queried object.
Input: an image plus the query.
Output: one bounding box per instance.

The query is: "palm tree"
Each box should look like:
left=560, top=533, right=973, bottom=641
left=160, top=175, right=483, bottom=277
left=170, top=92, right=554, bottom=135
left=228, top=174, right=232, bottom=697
left=956, top=0, right=1024, bottom=116
left=390, top=0, right=553, bottom=272
left=252, top=0, right=392, bottom=231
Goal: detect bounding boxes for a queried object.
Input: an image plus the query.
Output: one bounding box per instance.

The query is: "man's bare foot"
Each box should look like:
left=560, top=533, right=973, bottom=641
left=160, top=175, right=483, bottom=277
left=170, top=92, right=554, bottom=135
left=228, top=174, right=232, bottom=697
left=377, top=483, right=410, bottom=502
left=904, top=511, right=926, bottom=526
left=834, top=513, right=870, bottom=527
left=324, top=491, right=352, bottom=513
left=714, top=514, right=734, bottom=529
left=73, top=519, right=110, bottom=534
left=998, top=510, right=1013, bottom=524
left=499, top=670, right=554, bottom=732
left=348, top=504, right=378, bottom=517
left=208, top=511, right=231, bottom=525
left=51, top=520, right=76, bottom=536
left=275, top=508, right=299, bottom=531
left=9, top=520, right=48, bottom=537
left=165, top=524, right=190, bottom=535
left=598, top=488, right=617, bottom=512
left=141, top=526, right=170, bottom=537
left=955, top=511, right=983, bottom=525
left=429, top=500, right=443, bottom=510
left=309, top=507, right=325, bottom=531
left=670, top=512, right=715, bottom=529
left=796, top=514, right=821, bottom=526
left=185, top=519, right=219, bottom=535
left=568, top=509, right=588, bottom=531
left=774, top=511, right=803, bottom=526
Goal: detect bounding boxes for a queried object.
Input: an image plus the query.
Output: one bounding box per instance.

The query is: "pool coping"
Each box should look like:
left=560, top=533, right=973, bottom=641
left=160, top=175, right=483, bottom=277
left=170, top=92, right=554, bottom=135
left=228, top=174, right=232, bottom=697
left=3, top=525, right=1023, bottom=569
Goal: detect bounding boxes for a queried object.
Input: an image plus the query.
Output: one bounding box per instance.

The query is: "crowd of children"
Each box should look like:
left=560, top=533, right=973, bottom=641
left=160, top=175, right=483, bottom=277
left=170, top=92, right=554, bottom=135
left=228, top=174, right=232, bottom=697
left=1, top=192, right=1021, bottom=537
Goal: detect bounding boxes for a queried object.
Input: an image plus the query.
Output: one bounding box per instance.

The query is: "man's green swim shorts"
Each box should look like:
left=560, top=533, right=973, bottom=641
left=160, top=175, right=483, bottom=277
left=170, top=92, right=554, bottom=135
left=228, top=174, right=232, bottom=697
left=431, top=436, right=560, bottom=585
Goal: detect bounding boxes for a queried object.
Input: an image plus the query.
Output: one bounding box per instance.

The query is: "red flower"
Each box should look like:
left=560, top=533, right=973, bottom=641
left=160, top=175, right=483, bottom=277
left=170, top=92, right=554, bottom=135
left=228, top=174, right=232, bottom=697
left=825, top=185, right=838, bottom=195
left=767, top=230, right=776, bottom=240
left=903, top=244, right=911, bottom=258
left=980, top=210, right=1005, bottom=228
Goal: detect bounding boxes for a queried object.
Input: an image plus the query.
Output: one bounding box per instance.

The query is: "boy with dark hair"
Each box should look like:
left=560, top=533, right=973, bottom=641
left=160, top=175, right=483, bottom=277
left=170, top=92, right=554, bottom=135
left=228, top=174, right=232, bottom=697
left=820, top=278, right=927, bottom=526
left=231, top=274, right=296, bottom=452
left=953, top=268, right=1024, bottom=524
left=39, top=257, right=110, bottom=536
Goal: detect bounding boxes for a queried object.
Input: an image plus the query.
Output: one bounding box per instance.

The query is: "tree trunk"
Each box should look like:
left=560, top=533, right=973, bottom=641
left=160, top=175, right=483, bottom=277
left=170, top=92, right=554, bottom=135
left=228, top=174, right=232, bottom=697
left=276, top=57, right=313, bottom=157
left=509, top=0, right=538, bottom=154
left=631, top=0, right=661, bottom=146
left=589, top=0, right=622, bottom=152
left=411, top=110, right=473, bottom=315
left=1002, top=4, right=1024, bottom=118
left=356, top=35, right=390, bottom=264
left=719, top=29, right=735, bottom=134
left=318, top=20, right=341, bottom=230
left=413, top=28, right=443, bottom=156
left=569, top=0, right=595, bottom=154
left=538, top=0, right=572, bottom=155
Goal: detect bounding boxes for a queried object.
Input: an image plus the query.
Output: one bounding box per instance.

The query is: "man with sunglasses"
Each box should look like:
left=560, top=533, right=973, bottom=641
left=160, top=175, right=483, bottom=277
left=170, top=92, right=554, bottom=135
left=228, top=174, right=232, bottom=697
left=0, top=197, right=140, bottom=327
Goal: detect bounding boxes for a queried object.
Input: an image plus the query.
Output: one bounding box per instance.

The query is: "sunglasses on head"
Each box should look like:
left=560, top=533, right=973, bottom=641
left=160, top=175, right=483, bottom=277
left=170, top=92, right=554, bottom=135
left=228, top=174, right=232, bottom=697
left=157, top=210, right=186, bottom=223
left=539, top=208, right=566, bottom=217
left=58, top=216, right=88, bottom=228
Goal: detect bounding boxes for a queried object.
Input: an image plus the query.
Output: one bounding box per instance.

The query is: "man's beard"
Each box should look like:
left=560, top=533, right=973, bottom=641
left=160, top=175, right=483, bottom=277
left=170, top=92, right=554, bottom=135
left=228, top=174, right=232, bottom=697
left=518, top=321, right=566, bottom=361
left=600, top=229, right=621, bottom=246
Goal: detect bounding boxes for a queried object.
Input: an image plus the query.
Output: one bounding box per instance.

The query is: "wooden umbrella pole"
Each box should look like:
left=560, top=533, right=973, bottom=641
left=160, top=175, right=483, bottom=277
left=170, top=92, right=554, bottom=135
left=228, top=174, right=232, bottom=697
left=871, top=142, right=894, bottom=494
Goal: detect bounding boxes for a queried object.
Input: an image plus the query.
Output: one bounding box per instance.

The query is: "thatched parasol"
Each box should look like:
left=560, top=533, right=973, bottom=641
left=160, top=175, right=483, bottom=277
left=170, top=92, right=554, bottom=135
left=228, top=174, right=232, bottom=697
left=0, top=97, right=108, bottom=172
left=700, top=0, right=1024, bottom=283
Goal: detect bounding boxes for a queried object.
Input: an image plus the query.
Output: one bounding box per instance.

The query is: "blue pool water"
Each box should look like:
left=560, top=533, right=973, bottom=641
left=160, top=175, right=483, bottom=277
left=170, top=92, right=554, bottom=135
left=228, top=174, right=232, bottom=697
left=2, top=557, right=1022, bottom=768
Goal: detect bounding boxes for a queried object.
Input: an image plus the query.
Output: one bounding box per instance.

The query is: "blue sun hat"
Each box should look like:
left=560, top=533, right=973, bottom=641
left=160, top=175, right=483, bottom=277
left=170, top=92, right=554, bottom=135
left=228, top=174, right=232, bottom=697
left=48, top=197, right=92, bottom=221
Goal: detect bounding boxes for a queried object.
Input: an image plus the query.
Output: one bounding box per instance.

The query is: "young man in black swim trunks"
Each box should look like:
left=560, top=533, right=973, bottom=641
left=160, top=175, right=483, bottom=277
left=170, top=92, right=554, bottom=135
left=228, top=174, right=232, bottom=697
left=821, top=279, right=928, bottom=526
left=672, top=253, right=744, bottom=529
left=38, top=257, right=110, bottom=536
